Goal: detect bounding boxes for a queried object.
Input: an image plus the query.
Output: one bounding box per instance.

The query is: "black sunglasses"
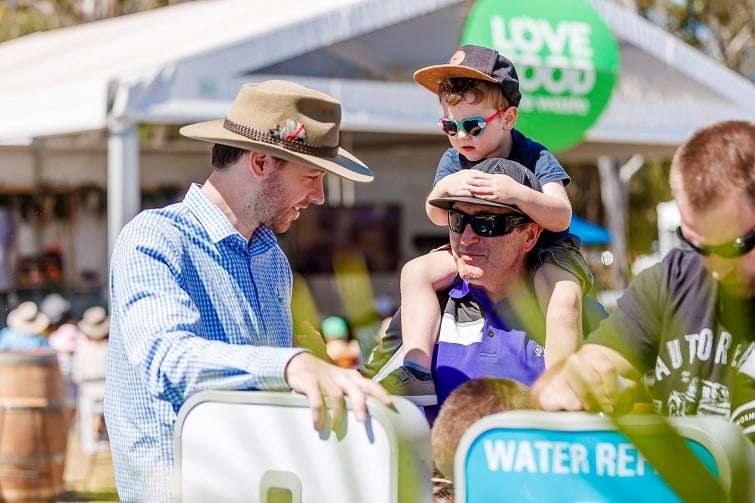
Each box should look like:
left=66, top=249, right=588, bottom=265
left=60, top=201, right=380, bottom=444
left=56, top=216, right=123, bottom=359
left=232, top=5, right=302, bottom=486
left=676, top=226, right=755, bottom=259
left=448, top=210, right=531, bottom=237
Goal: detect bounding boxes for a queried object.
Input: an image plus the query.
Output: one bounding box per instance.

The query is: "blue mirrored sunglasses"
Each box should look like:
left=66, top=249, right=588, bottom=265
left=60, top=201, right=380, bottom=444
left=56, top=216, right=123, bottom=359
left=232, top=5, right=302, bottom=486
left=438, top=109, right=505, bottom=137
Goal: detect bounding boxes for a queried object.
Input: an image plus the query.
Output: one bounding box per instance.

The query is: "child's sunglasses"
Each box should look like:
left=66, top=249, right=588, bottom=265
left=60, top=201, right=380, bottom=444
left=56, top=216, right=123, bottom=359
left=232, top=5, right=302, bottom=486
left=438, top=109, right=505, bottom=137
left=448, top=210, right=531, bottom=237
left=676, top=226, right=755, bottom=259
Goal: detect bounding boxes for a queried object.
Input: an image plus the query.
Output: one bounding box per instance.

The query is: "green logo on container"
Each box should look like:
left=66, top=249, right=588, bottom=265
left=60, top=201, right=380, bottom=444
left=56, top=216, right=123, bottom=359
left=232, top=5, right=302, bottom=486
left=462, top=0, right=620, bottom=152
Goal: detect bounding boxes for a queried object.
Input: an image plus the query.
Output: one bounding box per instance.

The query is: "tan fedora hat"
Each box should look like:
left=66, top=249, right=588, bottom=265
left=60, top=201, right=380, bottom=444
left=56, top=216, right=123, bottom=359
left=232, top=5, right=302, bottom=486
left=180, top=80, right=373, bottom=182
left=7, top=301, right=51, bottom=335
left=77, top=306, right=110, bottom=340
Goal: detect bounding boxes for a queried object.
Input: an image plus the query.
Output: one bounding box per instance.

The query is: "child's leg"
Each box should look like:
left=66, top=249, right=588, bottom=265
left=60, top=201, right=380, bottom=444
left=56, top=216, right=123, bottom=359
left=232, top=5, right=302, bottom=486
left=399, top=248, right=458, bottom=369
left=533, top=263, right=583, bottom=368
left=375, top=249, right=457, bottom=405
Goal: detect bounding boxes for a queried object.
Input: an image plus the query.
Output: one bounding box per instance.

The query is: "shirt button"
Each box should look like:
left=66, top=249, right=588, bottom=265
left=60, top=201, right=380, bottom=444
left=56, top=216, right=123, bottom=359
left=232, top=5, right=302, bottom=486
left=487, top=330, right=494, bottom=337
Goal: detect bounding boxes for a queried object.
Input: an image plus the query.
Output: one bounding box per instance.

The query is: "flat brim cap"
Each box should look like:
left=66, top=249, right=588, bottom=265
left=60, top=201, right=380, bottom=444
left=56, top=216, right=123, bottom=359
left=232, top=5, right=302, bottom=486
left=428, top=196, right=523, bottom=213
left=414, top=45, right=522, bottom=107
left=428, top=158, right=541, bottom=214
left=180, top=80, right=373, bottom=182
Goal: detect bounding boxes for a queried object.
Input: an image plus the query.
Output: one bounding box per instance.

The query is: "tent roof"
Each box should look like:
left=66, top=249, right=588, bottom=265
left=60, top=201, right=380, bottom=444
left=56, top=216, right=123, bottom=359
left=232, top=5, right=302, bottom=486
left=571, top=215, right=611, bottom=245
left=0, top=0, right=753, bottom=152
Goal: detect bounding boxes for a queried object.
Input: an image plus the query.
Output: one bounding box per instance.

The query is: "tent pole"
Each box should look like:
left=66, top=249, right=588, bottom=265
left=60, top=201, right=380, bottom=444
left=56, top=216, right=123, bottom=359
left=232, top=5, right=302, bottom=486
left=107, top=121, right=140, bottom=262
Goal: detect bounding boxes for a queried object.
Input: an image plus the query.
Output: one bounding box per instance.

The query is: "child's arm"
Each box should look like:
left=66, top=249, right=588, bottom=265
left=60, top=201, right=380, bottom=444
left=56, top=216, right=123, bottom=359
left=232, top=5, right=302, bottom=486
left=399, top=249, right=458, bottom=369
left=468, top=173, right=572, bottom=232
left=425, top=171, right=480, bottom=226
left=533, top=263, right=583, bottom=368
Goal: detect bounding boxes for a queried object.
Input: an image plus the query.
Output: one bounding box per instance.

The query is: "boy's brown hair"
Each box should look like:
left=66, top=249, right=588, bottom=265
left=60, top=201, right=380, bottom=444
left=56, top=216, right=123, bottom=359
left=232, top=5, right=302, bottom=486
left=431, top=377, right=531, bottom=480
left=438, top=77, right=510, bottom=110
left=414, top=44, right=521, bottom=107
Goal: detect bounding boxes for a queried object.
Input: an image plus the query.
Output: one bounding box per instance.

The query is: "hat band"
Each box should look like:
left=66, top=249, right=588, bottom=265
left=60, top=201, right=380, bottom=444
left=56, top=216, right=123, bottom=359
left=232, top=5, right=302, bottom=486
left=223, top=118, right=339, bottom=158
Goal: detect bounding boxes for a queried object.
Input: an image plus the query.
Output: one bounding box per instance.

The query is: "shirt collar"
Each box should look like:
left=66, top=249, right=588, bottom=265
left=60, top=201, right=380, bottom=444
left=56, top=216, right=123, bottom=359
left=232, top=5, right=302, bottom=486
left=184, top=183, right=278, bottom=253
left=449, top=280, right=494, bottom=311
left=449, top=277, right=535, bottom=325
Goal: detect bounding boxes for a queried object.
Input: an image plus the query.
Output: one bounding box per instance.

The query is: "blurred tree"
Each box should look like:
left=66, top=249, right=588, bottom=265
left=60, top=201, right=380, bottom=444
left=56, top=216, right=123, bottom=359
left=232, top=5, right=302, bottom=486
left=0, top=0, right=190, bottom=41
left=598, top=1, right=752, bottom=287
left=635, top=0, right=754, bottom=81
left=627, top=160, right=672, bottom=258
left=2, top=1, right=751, bottom=80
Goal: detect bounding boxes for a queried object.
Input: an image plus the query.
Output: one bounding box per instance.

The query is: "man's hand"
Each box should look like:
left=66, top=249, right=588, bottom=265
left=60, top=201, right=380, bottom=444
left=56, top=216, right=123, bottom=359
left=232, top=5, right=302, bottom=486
left=285, top=352, right=393, bottom=432
left=531, top=344, right=640, bottom=415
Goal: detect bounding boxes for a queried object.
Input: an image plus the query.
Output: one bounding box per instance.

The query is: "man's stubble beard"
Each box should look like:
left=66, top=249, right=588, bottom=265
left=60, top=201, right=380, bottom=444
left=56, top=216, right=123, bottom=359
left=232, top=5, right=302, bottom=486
left=253, top=167, right=290, bottom=234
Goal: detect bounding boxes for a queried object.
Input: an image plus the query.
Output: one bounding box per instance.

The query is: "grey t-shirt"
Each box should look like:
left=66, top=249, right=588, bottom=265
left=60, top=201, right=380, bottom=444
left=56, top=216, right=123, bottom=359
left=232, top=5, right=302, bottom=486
left=588, top=248, right=755, bottom=439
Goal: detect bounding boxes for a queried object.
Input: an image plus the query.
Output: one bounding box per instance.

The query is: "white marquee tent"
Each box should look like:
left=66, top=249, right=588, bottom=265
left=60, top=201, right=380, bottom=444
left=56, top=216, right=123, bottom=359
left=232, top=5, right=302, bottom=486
left=0, top=0, right=753, bottom=253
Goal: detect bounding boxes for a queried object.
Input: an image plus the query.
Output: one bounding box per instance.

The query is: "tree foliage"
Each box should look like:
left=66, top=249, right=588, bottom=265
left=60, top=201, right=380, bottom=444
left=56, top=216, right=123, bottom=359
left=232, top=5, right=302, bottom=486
left=635, top=0, right=754, bottom=81
left=0, top=0, right=186, bottom=41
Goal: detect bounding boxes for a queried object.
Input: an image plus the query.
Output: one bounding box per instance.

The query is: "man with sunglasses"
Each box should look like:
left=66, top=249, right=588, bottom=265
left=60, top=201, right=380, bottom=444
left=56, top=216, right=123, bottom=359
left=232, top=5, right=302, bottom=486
left=532, top=120, right=755, bottom=441
left=385, top=44, right=594, bottom=406
left=365, top=157, right=607, bottom=423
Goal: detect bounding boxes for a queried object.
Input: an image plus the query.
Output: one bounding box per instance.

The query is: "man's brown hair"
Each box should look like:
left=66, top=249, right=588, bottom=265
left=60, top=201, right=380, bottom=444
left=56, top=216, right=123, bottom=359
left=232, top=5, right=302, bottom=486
left=670, top=120, right=755, bottom=210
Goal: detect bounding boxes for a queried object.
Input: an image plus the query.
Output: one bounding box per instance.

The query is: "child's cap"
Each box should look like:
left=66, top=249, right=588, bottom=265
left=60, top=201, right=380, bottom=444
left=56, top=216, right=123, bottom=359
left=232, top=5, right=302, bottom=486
left=414, top=44, right=521, bottom=107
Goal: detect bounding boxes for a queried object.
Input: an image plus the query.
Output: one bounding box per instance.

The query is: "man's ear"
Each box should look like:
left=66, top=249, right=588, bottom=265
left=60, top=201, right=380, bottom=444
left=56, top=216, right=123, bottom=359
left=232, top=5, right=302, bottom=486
left=501, top=106, right=518, bottom=131
left=248, top=151, right=268, bottom=178
left=522, top=223, right=542, bottom=252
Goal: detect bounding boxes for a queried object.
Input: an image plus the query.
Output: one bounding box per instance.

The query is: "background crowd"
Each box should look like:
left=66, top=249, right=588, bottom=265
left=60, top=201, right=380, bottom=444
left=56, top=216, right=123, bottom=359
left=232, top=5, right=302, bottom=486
left=0, top=293, right=110, bottom=446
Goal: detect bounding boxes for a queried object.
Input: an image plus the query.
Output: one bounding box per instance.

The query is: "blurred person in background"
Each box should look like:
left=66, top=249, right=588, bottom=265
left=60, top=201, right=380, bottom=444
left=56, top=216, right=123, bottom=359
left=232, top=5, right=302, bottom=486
left=42, top=292, right=82, bottom=425
left=0, top=301, right=52, bottom=351
left=321, top=315, right=361, bottom=368
left=430, top=377, right=531, bottom=501
left=0, top=201, right=15, bottom=326
left=72, top=306, right=110, bottom=443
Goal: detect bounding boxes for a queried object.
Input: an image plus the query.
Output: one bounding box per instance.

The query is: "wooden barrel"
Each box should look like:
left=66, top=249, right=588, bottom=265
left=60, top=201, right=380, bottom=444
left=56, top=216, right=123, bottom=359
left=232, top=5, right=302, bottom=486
left=0, top=350, right=68, bottom=502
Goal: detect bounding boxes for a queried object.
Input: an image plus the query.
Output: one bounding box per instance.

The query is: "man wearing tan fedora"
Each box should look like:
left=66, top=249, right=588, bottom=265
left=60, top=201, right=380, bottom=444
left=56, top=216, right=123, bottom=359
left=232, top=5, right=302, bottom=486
left=105, top=80, right=392, bottom=502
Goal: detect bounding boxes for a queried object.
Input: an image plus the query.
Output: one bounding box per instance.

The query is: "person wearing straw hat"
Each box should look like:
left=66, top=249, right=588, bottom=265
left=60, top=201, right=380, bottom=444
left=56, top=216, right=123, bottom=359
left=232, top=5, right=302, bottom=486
left=72, top=306, right=110, bottom=386
left=72, top=306, right=110, bottom=447
left=105, top=80, right=392, bottom=502
left=0, top=301, right=53, bottom=351
left=43, top=292, right=81, bottom=423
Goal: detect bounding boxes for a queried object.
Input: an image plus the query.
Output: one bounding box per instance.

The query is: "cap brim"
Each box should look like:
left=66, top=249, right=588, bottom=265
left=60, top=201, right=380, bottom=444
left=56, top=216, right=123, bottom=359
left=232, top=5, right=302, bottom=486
left=428, top=196, right=523, bottom=213
left=413, top=65, right=498, bottom=94
left=180, top=120, right=373, bottom=183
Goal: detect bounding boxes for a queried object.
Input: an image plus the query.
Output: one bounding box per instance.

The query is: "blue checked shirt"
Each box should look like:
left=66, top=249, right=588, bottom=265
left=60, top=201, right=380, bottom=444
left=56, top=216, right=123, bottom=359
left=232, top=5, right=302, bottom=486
left=104, top=184, right=304, bottom=502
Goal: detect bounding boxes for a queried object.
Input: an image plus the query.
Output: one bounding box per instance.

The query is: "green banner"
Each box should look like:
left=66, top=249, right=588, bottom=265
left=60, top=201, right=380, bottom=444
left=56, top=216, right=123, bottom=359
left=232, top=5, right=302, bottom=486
left=462, top=0, right=620, bottom=152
